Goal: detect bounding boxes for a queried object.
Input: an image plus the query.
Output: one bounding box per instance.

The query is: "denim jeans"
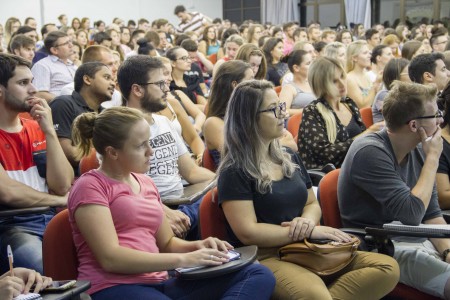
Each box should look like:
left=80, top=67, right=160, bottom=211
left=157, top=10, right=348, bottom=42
left=177, top=198, right=201, bottom=240
left=0, top=213, right=54, bottom=274
left=91, top=264, right=275, bottom=300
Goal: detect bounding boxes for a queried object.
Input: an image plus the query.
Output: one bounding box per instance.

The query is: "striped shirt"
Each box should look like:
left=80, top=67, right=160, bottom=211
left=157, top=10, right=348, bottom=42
left=31, top=55, right=77, bottom=96
left=177, top=12, right=207, bottom=34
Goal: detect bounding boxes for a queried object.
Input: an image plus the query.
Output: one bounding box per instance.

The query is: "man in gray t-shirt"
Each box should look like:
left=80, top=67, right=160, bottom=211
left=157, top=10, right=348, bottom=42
left=339, top=81, right=450, bottom=298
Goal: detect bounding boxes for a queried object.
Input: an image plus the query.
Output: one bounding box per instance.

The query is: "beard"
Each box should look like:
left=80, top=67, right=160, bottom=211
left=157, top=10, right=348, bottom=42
left=140, top=89, right=167, bottom=113
left=4, top=91, right=31, bottom=112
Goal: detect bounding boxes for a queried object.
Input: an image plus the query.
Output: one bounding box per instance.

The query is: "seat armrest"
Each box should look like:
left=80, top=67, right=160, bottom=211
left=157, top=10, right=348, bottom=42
left=0, top=206, right=52, bottom=217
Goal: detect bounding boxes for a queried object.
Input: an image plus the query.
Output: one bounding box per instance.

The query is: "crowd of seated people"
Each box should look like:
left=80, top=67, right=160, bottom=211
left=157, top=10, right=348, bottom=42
left=2, top=6, right=450, bottom=299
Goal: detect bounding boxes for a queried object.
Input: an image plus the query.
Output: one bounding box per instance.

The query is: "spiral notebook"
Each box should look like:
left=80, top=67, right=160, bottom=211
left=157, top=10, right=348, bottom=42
left=13, top=293, right=42, bottom=300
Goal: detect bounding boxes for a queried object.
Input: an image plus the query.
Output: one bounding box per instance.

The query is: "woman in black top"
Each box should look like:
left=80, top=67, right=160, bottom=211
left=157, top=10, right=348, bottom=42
left=217, top=79, right=399, bottom=299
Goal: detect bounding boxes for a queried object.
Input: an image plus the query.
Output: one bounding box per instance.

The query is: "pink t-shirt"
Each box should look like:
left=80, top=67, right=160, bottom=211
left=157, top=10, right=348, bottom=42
left=68, top=170, right=168, bottom=294
left=283, top=38, right=294, bottom=56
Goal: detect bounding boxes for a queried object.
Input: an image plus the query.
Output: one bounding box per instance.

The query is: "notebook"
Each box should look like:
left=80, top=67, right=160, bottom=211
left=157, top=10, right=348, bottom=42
left=12, top=293, right=42, bottom=300
left=383, top=222, right=450, bottom=234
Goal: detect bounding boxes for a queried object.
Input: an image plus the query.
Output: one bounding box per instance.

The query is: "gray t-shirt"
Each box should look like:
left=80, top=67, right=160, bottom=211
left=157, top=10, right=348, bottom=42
left=338, top=129, right=442, bottom=230
left=147, top=114, right=188, bottom=199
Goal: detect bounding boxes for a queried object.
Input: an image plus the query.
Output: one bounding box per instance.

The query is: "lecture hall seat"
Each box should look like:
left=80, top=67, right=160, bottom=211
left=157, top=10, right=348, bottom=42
left=359, top=107, right=374, bottom=128
left=318, top=169, right=439, bottom=300
left=42, top=209, right=78, bottom=280
left=199, top=187, right=228, bottom=241
left=287, top=112, right=302, bottom=143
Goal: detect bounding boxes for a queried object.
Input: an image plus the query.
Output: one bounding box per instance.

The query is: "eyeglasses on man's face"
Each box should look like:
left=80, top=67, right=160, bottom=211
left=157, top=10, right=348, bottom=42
left=139, top=80, right=169, bottom=91
left=258, top=102, right=287, bottom=118
left=406, top=110, right=443, bottom=124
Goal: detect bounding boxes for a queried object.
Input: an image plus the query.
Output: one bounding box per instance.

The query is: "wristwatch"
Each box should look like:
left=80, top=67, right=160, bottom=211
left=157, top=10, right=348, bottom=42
left=442, top=248, right=450, bottom=261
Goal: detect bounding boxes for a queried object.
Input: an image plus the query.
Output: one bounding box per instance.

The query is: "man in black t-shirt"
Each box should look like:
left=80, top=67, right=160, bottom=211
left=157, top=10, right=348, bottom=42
left=50, top=62, right=115, bottom=171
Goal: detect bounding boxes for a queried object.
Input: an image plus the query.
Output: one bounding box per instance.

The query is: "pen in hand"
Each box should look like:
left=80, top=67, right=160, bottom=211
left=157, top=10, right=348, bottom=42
left=7, top=244, right=14, bottom=277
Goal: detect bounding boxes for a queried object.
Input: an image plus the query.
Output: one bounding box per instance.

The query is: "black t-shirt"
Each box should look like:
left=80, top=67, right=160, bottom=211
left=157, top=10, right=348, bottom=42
left=438, top=138, right=450, bottom=176
left=50, top=91, right=94, bottom=139
left=170, top=64, right=204, bottom=104
left=218, top=150, right=312, bottom=246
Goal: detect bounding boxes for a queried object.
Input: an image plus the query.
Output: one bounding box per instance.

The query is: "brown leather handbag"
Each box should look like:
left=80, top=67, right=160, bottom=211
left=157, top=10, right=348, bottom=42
left=278, top=235, right=361, bottom=276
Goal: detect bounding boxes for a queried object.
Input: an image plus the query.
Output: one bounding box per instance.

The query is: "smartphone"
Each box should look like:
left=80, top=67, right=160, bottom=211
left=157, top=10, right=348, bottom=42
left=227, top=250, right=241, bottom=261
left=176, top=250, right=241, bottom=274
left=43, top=280, right=77, bottom=292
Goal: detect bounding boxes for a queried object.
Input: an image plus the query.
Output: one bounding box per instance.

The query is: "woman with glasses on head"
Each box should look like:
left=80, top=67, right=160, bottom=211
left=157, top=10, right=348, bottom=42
left=68, top=106, right=276, bottom=300
left=217, top=79, right=399, bottom=300
left=298, top=57, right=383, bottom=170
left=166, top=46, right=207, bottom=111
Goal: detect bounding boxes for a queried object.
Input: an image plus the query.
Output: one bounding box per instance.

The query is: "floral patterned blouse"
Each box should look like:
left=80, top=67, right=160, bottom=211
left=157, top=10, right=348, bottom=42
left=297, top=97, right=366, bottom=169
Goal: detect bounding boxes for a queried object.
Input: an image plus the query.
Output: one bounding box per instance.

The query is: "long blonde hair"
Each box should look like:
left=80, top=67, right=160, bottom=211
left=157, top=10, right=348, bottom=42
left=309, top=57, right=347, bottom=143
left=346, top=40, right=368, bottom=72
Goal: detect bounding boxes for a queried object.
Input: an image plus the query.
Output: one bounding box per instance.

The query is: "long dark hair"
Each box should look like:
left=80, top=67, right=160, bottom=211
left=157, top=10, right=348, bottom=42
left=218, top=80, right=296, bottom=194
left=207, top=60, right=252, bottom=119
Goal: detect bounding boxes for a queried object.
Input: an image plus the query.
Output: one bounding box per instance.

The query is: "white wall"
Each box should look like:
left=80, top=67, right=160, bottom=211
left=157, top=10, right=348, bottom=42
left=0, top=0, right=222, bottom=29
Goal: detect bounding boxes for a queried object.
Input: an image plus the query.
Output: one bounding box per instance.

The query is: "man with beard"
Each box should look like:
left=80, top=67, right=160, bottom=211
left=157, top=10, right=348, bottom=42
left=0, top=53, right=73, bottom=273
left=50, top=62, right=116, bottom=173
left=283, top=22, right=297, bottom=55
left=118, top=55, right=215, bottom=240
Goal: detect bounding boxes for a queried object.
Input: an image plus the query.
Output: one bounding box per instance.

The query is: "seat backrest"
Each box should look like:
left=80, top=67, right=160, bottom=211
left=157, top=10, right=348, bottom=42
left=287, top=112, right=303, bottom=139
left=79, top=148, right=100, bottom=175
left=199, top=187, right=229, bottom=240
left=208, top=53, right=217, bottom=64
left=318, top=169, right=342, bottom=228
left=360, top=107, right=374, bottom=128
left=43, top=209, right=78, bottom=280
left=274, top=85, right=282, bottom=95
left=202, top=148, right=217, bottom=172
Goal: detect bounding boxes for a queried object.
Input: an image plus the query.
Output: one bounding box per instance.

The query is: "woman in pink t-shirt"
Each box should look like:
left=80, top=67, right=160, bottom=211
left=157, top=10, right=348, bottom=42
left=68, top=107, right=275, bottom=300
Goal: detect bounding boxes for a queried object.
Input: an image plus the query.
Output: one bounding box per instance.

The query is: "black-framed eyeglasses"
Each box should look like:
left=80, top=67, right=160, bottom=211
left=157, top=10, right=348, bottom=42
left=176, top=56, right=192, bottom=62
left=54, top=40, right=72, bottom=48
left=138, top=80, right=168, bottom=91
left=406, top=110, right=443, bottom=124
left=258, top=102, right=287, bottom=118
